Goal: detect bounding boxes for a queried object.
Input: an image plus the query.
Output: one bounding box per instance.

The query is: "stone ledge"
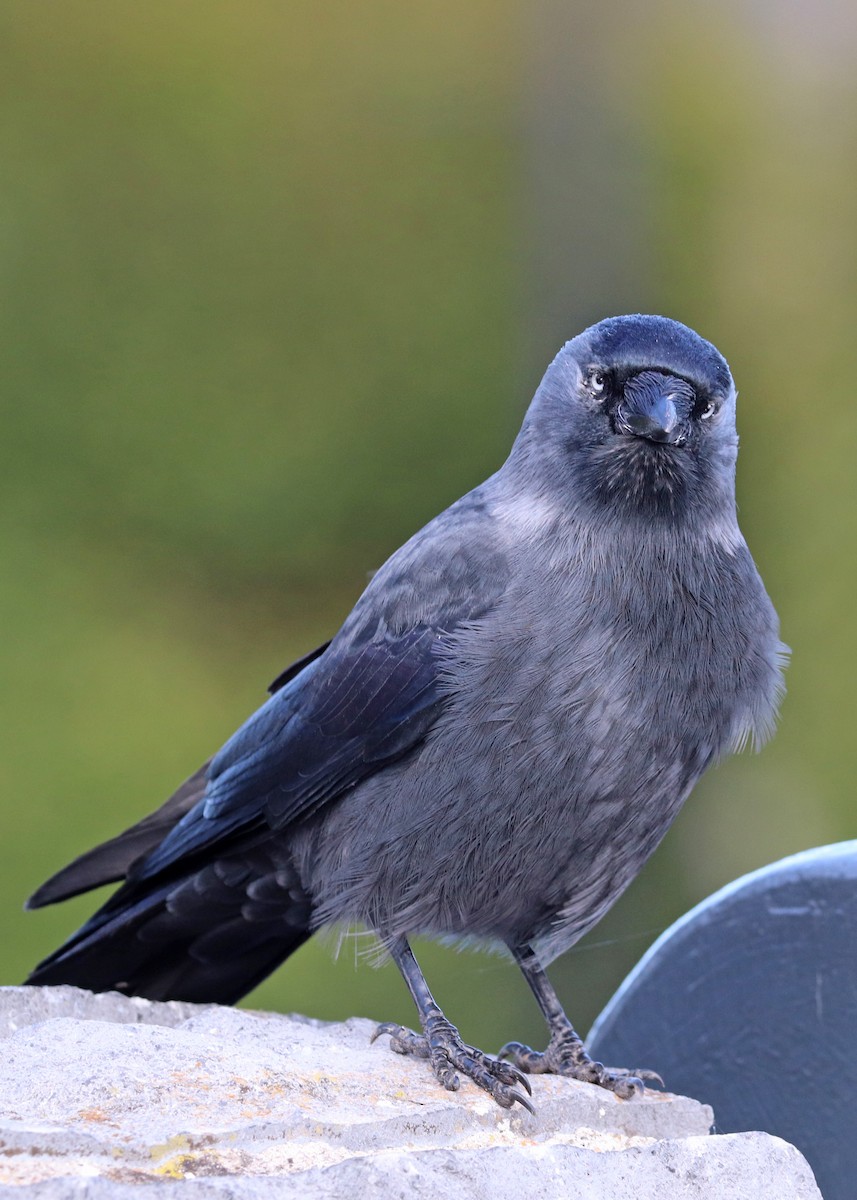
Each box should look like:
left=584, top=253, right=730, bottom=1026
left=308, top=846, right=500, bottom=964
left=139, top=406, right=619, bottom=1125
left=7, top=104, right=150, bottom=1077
left=0, top=986, right=821, bottom=1199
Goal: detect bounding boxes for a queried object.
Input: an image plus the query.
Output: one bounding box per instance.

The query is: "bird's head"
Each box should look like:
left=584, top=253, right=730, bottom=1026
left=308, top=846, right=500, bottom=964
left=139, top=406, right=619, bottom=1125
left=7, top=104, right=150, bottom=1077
left=515, top=315, right=739, bottom=529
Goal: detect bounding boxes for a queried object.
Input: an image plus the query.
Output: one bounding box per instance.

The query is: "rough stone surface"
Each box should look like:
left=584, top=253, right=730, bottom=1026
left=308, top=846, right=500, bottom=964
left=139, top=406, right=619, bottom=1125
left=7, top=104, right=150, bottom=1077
left=0, top=986, right=821, bottom=1198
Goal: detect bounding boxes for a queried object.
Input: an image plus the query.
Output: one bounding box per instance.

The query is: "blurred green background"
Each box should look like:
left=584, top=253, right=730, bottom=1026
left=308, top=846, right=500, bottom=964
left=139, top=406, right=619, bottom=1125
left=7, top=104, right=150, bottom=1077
left=3, top=0, right=856, bottom=1051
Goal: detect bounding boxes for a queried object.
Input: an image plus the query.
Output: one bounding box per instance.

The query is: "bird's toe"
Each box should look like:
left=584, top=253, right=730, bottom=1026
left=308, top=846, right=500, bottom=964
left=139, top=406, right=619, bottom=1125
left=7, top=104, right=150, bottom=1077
left=500, top=1030, right=660, bottom=1099
left=373, top=1016, right=534, bottom=1111
left=498, top=1040, right=552, bottom=1074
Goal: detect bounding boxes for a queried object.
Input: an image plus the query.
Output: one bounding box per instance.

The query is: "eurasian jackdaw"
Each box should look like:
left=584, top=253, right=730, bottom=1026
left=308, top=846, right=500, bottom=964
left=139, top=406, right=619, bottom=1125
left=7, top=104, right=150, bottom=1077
left=26, top=314, right=785, bottom=1112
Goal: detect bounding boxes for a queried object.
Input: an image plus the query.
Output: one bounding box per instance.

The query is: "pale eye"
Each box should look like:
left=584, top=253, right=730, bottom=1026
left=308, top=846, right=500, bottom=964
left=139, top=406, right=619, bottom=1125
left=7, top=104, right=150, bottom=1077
left=587, top=368, right=606, bottom=397
left=700, top=399, right=717, bottom=420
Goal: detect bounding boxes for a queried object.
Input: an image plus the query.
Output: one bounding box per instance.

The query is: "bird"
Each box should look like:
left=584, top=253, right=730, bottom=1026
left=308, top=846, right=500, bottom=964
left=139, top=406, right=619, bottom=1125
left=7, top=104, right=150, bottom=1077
left=25, top=314, right=786, bottom=1113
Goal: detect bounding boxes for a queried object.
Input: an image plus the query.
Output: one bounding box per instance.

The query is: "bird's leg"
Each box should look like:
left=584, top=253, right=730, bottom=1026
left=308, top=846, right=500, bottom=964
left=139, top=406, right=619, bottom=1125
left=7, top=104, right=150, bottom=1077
left=371, top=937, right=534, bottom=1112
left=499, top=943, right=661, bottom=1099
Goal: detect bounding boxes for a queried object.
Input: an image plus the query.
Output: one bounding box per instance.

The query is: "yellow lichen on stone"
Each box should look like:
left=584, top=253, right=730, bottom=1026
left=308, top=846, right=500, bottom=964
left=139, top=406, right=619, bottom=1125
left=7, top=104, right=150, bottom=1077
left=152, top=1154, right=196, bottom=1180
left=148, top=1133, right=191, bottom=1164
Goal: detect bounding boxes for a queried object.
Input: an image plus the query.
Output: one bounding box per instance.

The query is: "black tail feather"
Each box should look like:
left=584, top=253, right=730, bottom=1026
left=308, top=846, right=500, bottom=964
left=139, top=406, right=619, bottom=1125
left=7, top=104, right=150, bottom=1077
left=25, top=641, right=337, bottom=1002
left=26, top=844, right=313, bottom=1005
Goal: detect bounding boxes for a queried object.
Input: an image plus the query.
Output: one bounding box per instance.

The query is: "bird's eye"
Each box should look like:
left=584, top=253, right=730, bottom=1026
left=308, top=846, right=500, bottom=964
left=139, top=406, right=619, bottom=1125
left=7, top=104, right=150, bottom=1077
left=586, top=368, right=606, bottom=397
left=699, top=399, right=718, bottom=420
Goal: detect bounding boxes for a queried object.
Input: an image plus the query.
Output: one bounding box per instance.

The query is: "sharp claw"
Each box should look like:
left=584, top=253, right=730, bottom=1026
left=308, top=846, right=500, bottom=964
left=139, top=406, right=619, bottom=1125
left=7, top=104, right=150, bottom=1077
left=497, top=1031, right=661, bottom=1098
left=374, top=1015, right=541, bottom=1112
left=489, top=1054, right=533, bottom=1094
left=509, top=1089, right=536, bottom=1115
left=370, top=1021, right=401, bottom=1045
left=511, top=1068, right=533, bottom=1095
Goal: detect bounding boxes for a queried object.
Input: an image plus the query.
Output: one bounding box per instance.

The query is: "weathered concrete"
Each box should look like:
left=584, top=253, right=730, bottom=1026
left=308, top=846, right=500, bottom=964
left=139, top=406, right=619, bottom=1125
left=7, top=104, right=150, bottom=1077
left=0, top=987, right=821, bottom=1198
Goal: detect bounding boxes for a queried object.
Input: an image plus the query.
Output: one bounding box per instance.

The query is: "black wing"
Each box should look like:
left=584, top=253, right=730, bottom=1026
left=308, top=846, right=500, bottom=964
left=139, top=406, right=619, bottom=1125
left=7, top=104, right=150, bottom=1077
left=25, top=625, right=449, bottom=996
left=26, top=485, right=510, bottom=1001
left=133, top=624, right=447, bottom=883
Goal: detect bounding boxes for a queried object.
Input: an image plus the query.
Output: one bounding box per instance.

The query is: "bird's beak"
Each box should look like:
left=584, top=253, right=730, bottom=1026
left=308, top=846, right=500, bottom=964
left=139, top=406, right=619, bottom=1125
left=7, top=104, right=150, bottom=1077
left=617, top=372, right=689, bottom=445
left=620, top=394, right=678, bottom=442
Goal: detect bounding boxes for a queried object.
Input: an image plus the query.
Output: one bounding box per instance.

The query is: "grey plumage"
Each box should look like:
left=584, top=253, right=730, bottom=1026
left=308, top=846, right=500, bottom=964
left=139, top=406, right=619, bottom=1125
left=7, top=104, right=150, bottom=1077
left=26, top=314, right=785, bottom=1110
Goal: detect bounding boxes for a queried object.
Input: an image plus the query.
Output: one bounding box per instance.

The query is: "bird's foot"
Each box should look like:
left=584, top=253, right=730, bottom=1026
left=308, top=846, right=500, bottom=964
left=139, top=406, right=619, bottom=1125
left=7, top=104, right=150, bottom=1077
left=499, top=1023, right=662, bottom=1100
left=372, top=1015, right=535, bottom=1113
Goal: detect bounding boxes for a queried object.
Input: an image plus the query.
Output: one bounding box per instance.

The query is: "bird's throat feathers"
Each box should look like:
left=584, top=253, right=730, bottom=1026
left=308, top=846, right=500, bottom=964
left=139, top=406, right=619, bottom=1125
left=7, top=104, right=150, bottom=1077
left=574, top=435, right=737, bottom=533
left=501, top=439, right=742, bottom=557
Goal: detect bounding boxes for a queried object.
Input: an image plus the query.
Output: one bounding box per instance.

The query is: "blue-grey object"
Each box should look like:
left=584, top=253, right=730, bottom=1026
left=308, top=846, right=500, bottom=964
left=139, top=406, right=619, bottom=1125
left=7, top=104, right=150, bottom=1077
left=588, top=842, right=857, bottom=1200
left=25, top=315, right=786, bottom=1113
